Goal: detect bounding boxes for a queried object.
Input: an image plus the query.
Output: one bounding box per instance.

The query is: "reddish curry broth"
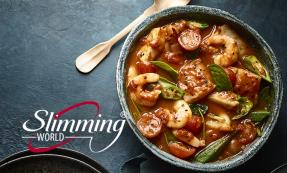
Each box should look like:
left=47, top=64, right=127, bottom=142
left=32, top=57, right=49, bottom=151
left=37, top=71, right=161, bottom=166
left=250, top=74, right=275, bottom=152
left=125, top=21, right=269, bottom=161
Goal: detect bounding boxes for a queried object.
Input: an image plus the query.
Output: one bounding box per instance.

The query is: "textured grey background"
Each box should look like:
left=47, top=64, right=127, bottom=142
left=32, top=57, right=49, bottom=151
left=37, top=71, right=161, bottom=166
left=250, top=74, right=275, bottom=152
left=0, top=0, right=286, bottom=172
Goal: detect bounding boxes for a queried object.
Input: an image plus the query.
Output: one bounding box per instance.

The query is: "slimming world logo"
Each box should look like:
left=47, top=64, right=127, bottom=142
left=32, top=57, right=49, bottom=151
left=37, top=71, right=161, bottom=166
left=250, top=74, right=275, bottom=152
left=21, top=101, right=126, bottom=153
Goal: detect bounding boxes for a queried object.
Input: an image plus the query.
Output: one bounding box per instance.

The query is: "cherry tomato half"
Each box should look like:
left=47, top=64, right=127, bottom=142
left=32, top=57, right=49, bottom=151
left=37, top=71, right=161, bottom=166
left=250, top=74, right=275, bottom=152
left=185, top=116, right=202, bottom=135
left=168, top=141, right=196, bottom=159
left=136, top=61, right=157, bottom=74
left=224, top=67, right=236, bottom=85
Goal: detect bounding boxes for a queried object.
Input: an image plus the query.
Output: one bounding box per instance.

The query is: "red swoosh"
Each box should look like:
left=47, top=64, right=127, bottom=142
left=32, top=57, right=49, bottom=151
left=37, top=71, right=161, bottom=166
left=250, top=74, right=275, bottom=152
left=55, top=101, right=100, bottom=119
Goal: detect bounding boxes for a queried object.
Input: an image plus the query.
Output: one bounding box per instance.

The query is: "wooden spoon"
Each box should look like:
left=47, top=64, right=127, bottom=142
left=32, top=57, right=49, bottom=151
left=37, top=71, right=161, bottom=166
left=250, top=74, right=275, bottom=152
left=75, top=0, right=191, bottom=73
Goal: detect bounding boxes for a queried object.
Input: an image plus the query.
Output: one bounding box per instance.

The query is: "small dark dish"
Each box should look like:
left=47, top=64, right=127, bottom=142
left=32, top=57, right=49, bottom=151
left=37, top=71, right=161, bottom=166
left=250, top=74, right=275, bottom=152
left=0, top=148, right=109, bottom=173
left=271, top=163, right=287, bottom=173
left=116, top=6, right=283, bottom=172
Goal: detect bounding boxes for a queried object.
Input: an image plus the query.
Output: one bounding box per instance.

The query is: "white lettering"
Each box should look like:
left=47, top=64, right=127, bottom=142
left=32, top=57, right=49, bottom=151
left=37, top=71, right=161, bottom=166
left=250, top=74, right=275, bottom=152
left=22, top=110, right=47, bottom=132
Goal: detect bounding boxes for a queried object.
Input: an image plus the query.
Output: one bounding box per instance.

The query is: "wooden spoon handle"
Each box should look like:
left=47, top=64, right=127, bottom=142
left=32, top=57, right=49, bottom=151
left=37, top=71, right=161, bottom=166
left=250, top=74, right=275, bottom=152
left=109, top=4, right=156, bottom=45
left=75, top=3, right=157, bottom=73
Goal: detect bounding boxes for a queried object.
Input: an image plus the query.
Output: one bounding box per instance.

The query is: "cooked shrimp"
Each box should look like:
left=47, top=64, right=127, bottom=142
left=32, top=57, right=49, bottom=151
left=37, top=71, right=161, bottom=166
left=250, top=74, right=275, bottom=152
left=147, top=27, right=166, bottom=49
left=127, top=66, right=137, bottom=83
left=208, top=91, right=239, bottom=110
left=137, top=44, right=159, bottom=62
left=167, top=100, right=192, bottom=129
left=206, top=113, right=232, bottom=131
left=216, top=25, right=248, bottom=57
left=151, top=101, right=192, bottom=129
left=204, top=35, right=239, bottom=67
left=164, top=41, right=185, bottom=64
left=128, top=73, right=161, bottom=107
left=173, top=129, right=205, bottom=147
left=137, top=20, right=188, bottom=62
left=163, top=20, right=188, bottom=39
left=137, top=27, right=165, bottom=62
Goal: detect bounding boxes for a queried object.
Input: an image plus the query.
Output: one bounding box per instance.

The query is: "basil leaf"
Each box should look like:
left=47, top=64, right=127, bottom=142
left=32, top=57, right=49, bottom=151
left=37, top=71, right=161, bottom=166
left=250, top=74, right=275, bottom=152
left=208, top=64, right=233, bottom=91
left=259, top=86, right=273, bottom=105
left=151, top=61, right=178, bottom=79
left=250, top=111, right=270, bottom=122
left=158, top=77, right=184, bottom=100
left=232, top=97, right=253, bottom=120
left=189, top=104, right=209, bottom=115
left=188, top=21, right=209, bottom=29
left=194, top=133, right=235, bottom=163
left=242, top=55, right=272, bottom=83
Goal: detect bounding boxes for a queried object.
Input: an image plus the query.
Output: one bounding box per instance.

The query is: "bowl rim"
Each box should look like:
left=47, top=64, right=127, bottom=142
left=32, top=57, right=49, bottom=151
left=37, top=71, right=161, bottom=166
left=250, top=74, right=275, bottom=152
left=116, top=5, right=283, bottom=172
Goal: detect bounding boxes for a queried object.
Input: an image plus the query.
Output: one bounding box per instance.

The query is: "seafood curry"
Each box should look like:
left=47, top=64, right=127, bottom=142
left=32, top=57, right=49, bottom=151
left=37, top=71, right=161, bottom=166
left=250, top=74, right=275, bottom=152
left=125, top=20, right=273, bottom=163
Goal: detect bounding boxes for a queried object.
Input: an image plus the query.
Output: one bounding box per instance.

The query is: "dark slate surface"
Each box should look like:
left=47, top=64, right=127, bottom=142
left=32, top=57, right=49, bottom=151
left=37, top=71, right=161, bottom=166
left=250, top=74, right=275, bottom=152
left=0, top=0, right=286, bottom=172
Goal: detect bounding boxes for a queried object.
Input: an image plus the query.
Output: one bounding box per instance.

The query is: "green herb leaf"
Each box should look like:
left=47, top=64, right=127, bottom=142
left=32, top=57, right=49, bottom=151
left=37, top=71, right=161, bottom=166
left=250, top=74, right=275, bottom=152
left=232, top=97, right=253, bottom=120
left=194, top=133, right=236, bottom=163
left=151, top=61, right=178, bottom=79
left=188, top=21, right=209, bottom=29
left=242, top=55, right=272, bottom=83
left=250, top=110, right=270, bottom=122
left=158, top=77, right=184, bottom=100
left=259, top=86, right=273, bottom=105
left=199, top=109, right=206, bottom=140
left=189, top=104, right=209, bottom=115
left=208, top=64, right=233, bottom=91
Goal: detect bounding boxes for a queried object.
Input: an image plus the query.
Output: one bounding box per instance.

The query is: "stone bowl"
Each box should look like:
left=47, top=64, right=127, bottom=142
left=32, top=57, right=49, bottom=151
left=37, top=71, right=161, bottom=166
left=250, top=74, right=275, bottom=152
left=116, top=5, right=283, bottom=172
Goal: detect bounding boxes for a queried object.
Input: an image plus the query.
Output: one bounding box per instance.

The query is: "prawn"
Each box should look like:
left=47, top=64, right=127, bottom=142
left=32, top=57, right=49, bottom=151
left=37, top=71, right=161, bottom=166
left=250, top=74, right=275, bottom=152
left=216, top=25, right=248, bottom=57
left=137, top=20, right=188, bottom=62
left=140, top=101, right=204, bottom=147
left=127, top=66, right=137, bottom=83
left=203, top=35, right=239, bottom=67
left=128, top=73, right=161, bottom=107
left=166, top=100, right=192, bottom=129
left=206, top=113, right=232, bottom=131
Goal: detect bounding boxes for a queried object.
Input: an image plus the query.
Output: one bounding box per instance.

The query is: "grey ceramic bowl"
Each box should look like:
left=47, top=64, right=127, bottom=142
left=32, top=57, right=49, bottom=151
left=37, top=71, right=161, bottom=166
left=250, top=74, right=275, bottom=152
left=116, top=5, right=283, bottom=172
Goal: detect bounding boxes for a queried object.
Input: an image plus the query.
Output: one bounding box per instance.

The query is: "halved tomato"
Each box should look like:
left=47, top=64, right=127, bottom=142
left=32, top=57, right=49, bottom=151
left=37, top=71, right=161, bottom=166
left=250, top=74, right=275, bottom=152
left=168, top=141, right=196, bottom=159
